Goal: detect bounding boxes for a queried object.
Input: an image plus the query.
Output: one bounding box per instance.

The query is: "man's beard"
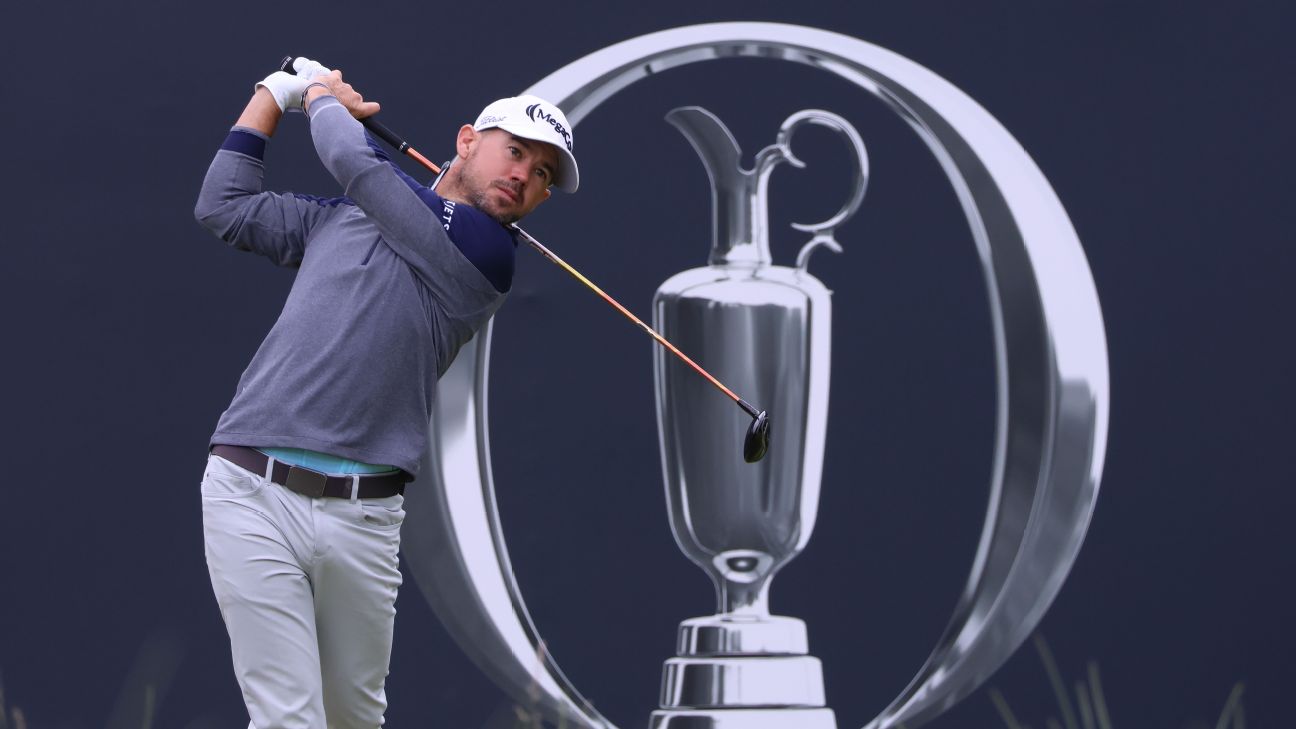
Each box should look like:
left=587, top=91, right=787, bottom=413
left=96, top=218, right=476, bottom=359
left=462, top=149, right=521, bottom=225
left=467, top=187, right=520, bottom=225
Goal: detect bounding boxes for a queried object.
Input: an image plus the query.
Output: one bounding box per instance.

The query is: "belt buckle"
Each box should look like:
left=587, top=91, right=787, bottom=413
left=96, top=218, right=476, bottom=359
left=285, top=465, right=329, bottom=498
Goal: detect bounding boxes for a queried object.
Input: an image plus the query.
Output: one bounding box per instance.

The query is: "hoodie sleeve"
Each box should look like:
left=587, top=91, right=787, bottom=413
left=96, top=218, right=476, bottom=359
left=193, top=126, right=343, bottom=267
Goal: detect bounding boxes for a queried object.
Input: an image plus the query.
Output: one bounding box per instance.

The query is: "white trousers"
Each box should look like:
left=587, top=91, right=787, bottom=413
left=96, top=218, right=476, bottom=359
left=201, top=454, right=405, bottom=729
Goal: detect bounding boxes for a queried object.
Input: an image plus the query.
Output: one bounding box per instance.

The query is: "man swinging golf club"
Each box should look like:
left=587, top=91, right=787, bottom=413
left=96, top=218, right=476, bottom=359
left=193, top=57, right=577, bottom=728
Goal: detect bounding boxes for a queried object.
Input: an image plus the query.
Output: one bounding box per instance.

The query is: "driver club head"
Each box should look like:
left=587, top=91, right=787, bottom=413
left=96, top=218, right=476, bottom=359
left=743, top=411, right=771, bottom=463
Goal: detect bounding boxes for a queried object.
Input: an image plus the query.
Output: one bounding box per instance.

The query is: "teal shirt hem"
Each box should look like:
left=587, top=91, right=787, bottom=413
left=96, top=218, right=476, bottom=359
left=258, top=447, right=397, bottom=475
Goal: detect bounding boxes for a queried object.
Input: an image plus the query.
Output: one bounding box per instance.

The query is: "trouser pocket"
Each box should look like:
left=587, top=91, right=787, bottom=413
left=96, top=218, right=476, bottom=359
left=357, top=494, right=405, bottom=530
left=201, top=454, right=266, bottom=499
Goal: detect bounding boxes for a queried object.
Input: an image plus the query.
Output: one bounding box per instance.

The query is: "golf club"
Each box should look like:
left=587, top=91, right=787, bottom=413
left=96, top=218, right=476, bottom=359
left=278, top=56, right=771, bottom=463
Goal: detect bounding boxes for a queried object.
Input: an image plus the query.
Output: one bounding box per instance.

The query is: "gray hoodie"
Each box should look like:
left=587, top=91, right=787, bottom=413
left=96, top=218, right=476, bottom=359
left=194, top=96, right=513, bottom=476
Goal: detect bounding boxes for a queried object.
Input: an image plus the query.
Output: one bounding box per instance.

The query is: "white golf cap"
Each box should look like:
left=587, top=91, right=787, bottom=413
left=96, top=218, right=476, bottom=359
left=473, top=94, right=579, bottom=193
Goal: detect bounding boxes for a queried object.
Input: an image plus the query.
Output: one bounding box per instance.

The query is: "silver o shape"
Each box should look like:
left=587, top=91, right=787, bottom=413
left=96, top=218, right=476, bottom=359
left=401, top=21, right=1109, bottom=729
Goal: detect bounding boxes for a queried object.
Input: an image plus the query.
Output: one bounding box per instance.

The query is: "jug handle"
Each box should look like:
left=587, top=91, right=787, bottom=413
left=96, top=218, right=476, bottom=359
left=769, top=110, right=869, bottom=271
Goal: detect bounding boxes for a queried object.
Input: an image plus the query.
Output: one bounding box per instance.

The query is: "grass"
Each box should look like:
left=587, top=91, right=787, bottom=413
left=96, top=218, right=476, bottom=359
left=501, top=639, right=572, bottom=729
left=0, top=672, right=29, bottom=729
left=0, top=636, right=1252, bottom=728
left=987, top=634, right=1247, bottom=729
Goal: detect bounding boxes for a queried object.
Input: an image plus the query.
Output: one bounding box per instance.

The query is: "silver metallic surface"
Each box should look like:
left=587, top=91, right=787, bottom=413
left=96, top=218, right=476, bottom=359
left=654, top=106, right=862, bottom=614
left=652, top=708, right=838, bottom=729
left=663, top=106, right=867, bottom=269
left=659, top=656, right=828, bottom=707
left=653, top=267, right=832, bottom=616
left=677, top=615, right=808, bottom=655
left=650, top=104, right=857, bottom=725
left=403, top=21, right=1109, bottom=729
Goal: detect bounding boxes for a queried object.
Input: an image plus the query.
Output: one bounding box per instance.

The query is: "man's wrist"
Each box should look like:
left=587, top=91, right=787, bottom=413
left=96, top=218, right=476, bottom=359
left=235, top=87, right=285, bottom=136
left=303, top=82, right=334, bottom=112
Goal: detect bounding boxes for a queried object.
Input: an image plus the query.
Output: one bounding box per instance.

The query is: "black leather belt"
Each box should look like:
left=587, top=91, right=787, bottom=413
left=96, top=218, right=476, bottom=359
left=211, top=445, right=407, bottom=499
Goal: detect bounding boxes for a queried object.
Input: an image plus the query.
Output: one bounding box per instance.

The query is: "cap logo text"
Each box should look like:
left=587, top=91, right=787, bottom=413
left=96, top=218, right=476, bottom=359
left=525, top=103, right=573, bottom=151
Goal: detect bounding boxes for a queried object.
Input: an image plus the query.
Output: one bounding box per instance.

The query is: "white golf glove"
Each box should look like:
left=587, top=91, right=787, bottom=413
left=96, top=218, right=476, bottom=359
left=255, top=71, right=309, bottom=113
left=291, top=57, right=332, bottom=82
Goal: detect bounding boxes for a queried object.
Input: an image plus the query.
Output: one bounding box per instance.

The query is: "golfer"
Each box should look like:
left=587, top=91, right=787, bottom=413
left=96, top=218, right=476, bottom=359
left=193, top=58, right=578, bottom=728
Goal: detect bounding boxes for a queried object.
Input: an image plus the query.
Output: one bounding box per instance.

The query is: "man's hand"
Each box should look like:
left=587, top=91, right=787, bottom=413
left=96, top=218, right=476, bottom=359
left=255, top=71, right=310, bottom=113
left=305, top=69, right=381, bottom=120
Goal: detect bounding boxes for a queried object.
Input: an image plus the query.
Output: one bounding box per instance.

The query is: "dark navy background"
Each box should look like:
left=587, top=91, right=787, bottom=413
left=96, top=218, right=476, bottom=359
left=1, top=2, right=1291, bottom=727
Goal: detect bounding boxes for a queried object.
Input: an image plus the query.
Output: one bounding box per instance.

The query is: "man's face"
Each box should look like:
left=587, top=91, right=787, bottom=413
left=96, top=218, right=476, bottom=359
left=456, top=128, right=557, bottom=224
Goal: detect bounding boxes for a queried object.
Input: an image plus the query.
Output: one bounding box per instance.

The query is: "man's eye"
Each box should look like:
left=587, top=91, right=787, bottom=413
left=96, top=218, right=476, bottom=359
left=535, top=168, right=548, bottom=180
left=509, top=146, right=521, bottom=157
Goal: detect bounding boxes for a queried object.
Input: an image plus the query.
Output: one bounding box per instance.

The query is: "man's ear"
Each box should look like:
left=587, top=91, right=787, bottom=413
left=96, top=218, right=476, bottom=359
left=455, top=125, right=477, bottom=160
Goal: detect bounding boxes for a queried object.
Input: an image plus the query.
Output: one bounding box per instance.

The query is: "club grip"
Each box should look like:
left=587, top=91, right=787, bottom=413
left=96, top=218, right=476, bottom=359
left=276, top=56, right=413, bottom=155
left=361, top=117, right=408, bottom=152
